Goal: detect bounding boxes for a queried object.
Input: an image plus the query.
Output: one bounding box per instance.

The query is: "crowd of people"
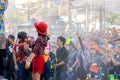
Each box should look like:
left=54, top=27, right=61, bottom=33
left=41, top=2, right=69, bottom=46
left=0, top=20, right=120, bottom=80
left=0, top=0, right=120, bottom=80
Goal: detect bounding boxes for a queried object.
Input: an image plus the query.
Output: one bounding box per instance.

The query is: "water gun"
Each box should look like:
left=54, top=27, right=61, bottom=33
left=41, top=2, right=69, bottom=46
left=66, top=36, right=73, bottom=45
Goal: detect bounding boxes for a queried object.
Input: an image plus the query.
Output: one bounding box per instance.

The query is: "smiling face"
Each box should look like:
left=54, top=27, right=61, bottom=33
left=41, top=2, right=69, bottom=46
left=90, top=49, right=97, bottom=56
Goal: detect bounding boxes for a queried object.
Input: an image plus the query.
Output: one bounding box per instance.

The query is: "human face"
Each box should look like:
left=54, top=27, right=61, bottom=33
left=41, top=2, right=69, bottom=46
left=44, top=48, right=50, bottom=55
left=115, top=47, right=120, bottom=55
left=99, top=49, right=105, bottom=56
left=90, top=49, right=96, bottom=56
left=57, top=39, right=62, bottom=47
left=8, top=37, right=13, bottom=44
left=24, top=36, right=28, bottom=42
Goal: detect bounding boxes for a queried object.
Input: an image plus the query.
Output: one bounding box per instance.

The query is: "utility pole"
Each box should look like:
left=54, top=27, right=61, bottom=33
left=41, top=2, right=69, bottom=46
left=68, top=0, right=72, bottom=33
left=103, top=2, right=105, bottom=28
left=85, top=0, right=88, bottom=34
left=99, top=0, right=102, bottom=33
left=43, top=0, right=47, bottom=21
left=27, top=7, right=30, bottom=21
left=27, top=0, right=30, bottom=21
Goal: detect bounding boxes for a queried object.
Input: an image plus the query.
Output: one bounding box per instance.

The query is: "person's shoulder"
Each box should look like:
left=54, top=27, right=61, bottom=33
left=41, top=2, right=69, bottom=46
left=63, top=46, right=67, bottom=49
left=35, top=36, right=45, bottom=43
left=56, top=47, right=60, bottom=52
left=63, top=47, right=69, bottom=54
left=62, top=46, right=67, bottom=51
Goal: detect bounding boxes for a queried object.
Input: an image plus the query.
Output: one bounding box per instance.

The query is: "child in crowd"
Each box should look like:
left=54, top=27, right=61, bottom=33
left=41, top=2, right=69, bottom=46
left=41, top=42, right=51, bottom=80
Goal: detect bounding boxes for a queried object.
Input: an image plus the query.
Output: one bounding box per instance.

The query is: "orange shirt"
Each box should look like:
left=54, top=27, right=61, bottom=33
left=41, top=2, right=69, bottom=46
left=43, top=54, right=49, bottom=62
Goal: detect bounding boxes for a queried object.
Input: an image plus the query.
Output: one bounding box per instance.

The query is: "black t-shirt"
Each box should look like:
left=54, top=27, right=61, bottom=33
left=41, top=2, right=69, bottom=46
left=56, top=46, right=69, bottom=72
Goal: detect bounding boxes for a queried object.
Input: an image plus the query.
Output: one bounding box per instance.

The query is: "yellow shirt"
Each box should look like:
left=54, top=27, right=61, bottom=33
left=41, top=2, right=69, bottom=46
left=43, top=54, right=49, bottom=62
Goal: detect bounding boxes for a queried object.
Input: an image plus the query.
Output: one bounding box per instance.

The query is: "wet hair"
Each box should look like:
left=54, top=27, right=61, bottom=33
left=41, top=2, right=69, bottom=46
left=57, top=36, right=66, bottom=45
left=17, top=31, right=27, bottom=42
left=38, top=33, right=41, bottom=36
left=46, top=35, right=50, bottom=40
left=8, top=34, right=15, bottom=41
left=28, top=36, right=34, bottom=41
left=38, top=33, right=47, bottom=39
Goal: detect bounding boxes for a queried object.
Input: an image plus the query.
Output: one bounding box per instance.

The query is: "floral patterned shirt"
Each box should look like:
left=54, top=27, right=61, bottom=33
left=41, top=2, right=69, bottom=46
left=32, top=36, right=47, bottom=56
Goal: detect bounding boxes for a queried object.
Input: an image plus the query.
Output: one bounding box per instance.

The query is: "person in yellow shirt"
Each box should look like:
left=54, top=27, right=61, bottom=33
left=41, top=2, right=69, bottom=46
left=44, top=47, right=50, bottom=63
left=41, top=43, right=51, bottom=80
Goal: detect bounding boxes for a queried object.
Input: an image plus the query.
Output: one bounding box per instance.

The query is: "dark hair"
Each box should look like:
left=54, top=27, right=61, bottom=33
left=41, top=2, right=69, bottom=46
left=38, top=33, right=46, bottom=38
left=17, top=31, right=27, bottom=42
left=28, top=36, right=34, bottom=40
left=8, top=34, right=15, bottom=41
left=38, top=33, right=40, bottom=36
left=46, top=36, right=50, bottom=40
left=57, top=36, right=66, bottom=45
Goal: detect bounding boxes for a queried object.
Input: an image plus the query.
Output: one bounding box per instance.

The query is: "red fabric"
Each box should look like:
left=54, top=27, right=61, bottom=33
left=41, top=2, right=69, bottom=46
left=32, top=36, right=47, bottom=56
left=16, top=51, right=27, bottom=63
left=13, top=44, right=16, bottom=52
left=89, top=64, right=99, bottom=74
left=32, top=55, right=45, bottom=74
left=13, top=43, right=27, bottom=63
left=34, top=22, right=47, bottom=35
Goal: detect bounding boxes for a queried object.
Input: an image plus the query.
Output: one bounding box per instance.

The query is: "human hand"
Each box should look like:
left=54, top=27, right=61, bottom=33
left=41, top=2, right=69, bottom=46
left=25, top=60, right=31, bottom=69
left=15, top=64, right=19, bottom=70
left=53, top=64, right=59, bottom=68
left=69, top=67, right=73, bottom=72
left=24, top=42, right=29, bottom=51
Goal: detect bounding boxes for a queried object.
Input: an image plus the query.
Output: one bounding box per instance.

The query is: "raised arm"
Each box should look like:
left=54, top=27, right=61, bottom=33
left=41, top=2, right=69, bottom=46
left=76, top=32, right=84, bottom=51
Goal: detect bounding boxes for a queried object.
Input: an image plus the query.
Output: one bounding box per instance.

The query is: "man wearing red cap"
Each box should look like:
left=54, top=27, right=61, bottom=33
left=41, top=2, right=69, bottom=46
left=88, top=45, right=103, bottom=80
